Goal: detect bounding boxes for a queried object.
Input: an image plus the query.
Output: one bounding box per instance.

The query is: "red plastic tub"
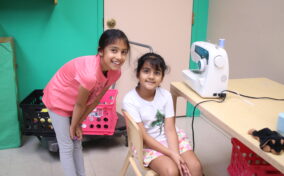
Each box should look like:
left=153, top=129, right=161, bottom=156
left=82, top=89, right=118, bottom=135
left=227, top=138, right=284, bottom=176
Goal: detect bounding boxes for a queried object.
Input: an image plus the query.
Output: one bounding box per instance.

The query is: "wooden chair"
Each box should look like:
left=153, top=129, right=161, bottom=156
left=119, top=111, right=158, bottom=176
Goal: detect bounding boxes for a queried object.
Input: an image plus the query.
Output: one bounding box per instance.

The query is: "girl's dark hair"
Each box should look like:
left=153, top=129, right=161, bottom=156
left=98, top=29, right=130, bottom=52
left=136, top=52, right=168, bottom=78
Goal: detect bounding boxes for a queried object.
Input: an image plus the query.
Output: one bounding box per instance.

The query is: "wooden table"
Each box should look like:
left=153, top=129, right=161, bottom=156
left=170, top=78, right=284, bottom=173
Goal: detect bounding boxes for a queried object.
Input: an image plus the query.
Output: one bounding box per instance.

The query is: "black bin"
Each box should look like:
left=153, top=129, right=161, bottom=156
left=20, top=89, right=55, bottom=137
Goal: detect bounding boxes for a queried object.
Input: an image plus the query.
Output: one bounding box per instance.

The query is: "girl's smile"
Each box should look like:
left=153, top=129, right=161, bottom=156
left=138, top=62, right=163, bottom=92
left=100, top=39, right=129, bottom=71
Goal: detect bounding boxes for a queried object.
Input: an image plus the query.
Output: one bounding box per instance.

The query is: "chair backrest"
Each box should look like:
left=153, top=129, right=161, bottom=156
left=120, top=111, right=158, bottom=176
left=122, top=111, right=145, bottom=168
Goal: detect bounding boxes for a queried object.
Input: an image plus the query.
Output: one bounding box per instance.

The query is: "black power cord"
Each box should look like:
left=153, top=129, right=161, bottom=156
left=221, top=90, right=284, bottom=101
left=191, top=94, right=226, bottom=151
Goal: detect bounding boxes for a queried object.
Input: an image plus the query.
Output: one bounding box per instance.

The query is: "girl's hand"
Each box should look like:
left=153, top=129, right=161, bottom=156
left=69, top=125, right=83, bottom=140
left=170, top=153, right=190, bottom=176
left=75, top=125, right=83, bottom=140
left=69, top=125, right=76, bottom=140
left=181, top=163, right=191, bottom=176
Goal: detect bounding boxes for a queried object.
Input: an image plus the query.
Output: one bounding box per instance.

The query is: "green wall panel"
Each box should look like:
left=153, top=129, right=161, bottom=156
left=186, top=0, right=209, bottom=117
left=0, top=0, right=104, bottom=101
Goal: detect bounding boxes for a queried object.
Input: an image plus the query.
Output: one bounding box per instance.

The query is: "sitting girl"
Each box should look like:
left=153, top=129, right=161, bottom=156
left=122, top=53, right=203, bottom=176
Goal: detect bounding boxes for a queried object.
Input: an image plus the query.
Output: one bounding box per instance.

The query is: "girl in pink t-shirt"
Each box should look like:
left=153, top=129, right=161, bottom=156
left=42, top=29, right=130, bottom=176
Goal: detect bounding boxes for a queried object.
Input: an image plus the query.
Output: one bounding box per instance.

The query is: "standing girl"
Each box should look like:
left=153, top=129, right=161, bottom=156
left=42, top=29, right=130, bottom=176
left=122, top=53, right=203, bottom=176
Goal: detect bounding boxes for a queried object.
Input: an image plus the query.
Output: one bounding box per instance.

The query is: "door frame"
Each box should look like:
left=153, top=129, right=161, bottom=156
left=186, top=0, right=209, bottom=117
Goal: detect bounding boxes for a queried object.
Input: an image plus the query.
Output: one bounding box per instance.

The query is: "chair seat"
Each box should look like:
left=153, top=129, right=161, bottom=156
left=145, top=169, right=158, bottom=176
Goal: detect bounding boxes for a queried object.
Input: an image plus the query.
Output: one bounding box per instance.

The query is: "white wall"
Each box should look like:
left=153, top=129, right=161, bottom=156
left=207, top=0, right=284, bottom=84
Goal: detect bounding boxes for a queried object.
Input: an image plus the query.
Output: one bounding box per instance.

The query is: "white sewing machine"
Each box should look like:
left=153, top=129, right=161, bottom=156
left=182, top=40, right=229, bottom=98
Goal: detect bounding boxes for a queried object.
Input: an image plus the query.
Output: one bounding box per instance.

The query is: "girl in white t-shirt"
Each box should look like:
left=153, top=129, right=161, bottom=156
left=123, top=53, right=203, bottom=176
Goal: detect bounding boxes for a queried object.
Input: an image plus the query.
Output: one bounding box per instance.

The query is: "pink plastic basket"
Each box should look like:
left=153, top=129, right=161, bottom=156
left=82, top=89, right=118, bottom=135
left=227, top=138, right=284, bottom=176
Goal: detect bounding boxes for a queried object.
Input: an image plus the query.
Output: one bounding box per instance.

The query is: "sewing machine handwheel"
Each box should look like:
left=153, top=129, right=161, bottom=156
left=198, top=59, right=206, bottom=71
left=214, top=56, right=225, bottom=68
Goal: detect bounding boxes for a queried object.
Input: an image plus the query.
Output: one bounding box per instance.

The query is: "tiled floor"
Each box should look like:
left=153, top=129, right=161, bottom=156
left=0, top=116, right=232, bottom=176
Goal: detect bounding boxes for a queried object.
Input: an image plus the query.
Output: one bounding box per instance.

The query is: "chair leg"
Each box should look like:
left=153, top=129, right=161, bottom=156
left=129, top=157, right=143, bottom=176
left=119, top=150, right=132, bottom=176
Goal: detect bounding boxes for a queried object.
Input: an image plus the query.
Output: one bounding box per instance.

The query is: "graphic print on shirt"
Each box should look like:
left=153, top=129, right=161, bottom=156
left=151, top=110, right=165, bottom=134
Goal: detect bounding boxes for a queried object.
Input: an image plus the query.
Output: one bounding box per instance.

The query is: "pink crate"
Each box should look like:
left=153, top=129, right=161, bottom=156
left=82, top=89, right=118, bottom=135
left=227, top=138, right=284, bottom=176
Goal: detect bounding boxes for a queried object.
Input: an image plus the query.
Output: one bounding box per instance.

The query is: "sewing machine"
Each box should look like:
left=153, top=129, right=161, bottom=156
left=182, top=40, right=229, bottom=98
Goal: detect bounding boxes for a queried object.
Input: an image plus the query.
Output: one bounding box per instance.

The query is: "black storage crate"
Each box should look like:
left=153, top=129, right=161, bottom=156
left=20, top=89, right=55, bottom=137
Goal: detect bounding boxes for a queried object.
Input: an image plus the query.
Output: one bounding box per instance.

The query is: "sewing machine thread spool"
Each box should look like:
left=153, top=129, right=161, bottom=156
left=218, top=39, right=225, bottom=48
left=277, top=112, right=284, bottom=136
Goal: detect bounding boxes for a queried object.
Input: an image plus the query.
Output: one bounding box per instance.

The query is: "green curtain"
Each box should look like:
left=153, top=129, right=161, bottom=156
left=0, top=38, right=21, bottom=149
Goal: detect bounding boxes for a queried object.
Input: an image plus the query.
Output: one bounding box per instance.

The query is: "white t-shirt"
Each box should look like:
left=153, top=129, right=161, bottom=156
left=122, top=87, right=175, bottom=142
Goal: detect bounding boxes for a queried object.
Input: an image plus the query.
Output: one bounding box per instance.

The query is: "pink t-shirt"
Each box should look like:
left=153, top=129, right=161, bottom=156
left=42, top=55, right=121, bottom=117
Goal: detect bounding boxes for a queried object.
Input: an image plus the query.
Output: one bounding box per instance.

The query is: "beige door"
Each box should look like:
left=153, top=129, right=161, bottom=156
left=104, top=0, right=193, bottom=116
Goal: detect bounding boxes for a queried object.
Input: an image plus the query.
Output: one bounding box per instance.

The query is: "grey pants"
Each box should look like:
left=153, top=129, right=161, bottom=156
left=48, top=109, right=86, bottom=176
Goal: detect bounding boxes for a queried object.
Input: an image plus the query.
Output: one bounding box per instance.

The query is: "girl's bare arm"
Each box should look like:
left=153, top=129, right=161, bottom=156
left=70, top=85, right=90, bottom=139
left=137, top=123, right=173, bottom=157
left=165, top=117, right=190, bottom=176
left=165, top=117, right=179, bottom=154
left=78, top=86, right=111, bottom=124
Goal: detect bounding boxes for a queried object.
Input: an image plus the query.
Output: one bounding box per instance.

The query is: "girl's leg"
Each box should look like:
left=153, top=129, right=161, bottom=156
left=176, top=129, right=202, bottom=176
left=73, top=140, right=85, bottom=176
left=48, top=110, right=85, bottom=176
left=149, top=155, right=180, bottom=176
left=181, top=151, right=203, bottom=176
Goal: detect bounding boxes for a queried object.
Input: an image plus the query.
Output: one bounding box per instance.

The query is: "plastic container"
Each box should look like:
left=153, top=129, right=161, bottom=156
left=227, top=138, right=284, bottom=176
left=20, top=89, right=55, bottom=137
left=82, top=89, right=118, bottom=135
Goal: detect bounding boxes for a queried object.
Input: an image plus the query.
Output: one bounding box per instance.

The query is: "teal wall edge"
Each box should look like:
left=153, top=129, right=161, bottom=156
left=186, top=0, right=209, bottom=117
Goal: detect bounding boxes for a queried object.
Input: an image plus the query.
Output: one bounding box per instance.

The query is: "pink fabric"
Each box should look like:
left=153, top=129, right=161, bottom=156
left=42, top=55, right=121, bottom=117
left=143, top=129, right=192, bottom=167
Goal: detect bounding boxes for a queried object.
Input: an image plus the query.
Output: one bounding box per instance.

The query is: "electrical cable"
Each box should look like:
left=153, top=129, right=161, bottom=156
left=221, top=90, right=284, bottom=101
left=191, top=95, right=226, bottom=151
